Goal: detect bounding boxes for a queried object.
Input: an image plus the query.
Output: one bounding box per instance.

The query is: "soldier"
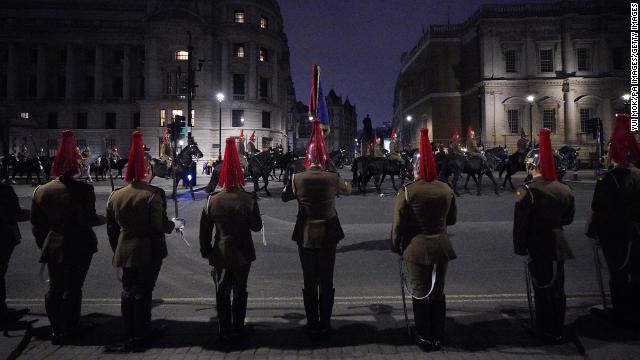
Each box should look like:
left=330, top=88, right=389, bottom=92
left=517, top=128, right=530, bottom=155
left=282, top=120, right=351, bottom=339
left=247, top=131, right=259, bottom=156
left=361, top=115, right=374, bottom=156
left=110, top=144, right=120, bottom=162
left=465, top=126, right=485, bottom=161
left=106, top=131, right=180, bottom=351
left=586, top=114, right=640, bottom=328
left=449, top=129, right=463, bottom=156
left=0, top=183, right=30, bottom=329
left=199, top=137, right=262, bottom=344
left=30, top=130, right=106, bottom=345
left=373, top=137, right=385, bottom=157
left=159, top=129, right=172, bottom=167
left=236, top=130, right=248, bottom=172
left=513, top=128, right=575, bottom=343
left=391, top=128, right=457, bottom=351
left=388, top=129, right=404, bottom=164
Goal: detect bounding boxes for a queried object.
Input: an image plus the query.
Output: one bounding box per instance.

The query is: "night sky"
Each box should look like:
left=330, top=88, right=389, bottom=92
left=278, top=0, right=548, bottom=128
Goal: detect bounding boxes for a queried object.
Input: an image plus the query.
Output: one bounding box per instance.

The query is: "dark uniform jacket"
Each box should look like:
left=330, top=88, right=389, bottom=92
left=107, top=182, right=174, bottom=268
left=586, top=166, right=640, bottom=267
left=248, top=141, right=258, bottom=155
left=513, top=175, right=575, bottom=260
left=391, top=179, right=457, bottom=265
left=282, top=166, right=351, bottom=248
left=31, top=177, right=105, bottom=263
left=199, top=189, right=262, bottom=269
left=0, top=184, right=30, bottom=247
left=517, top=138, right=529, bottom=154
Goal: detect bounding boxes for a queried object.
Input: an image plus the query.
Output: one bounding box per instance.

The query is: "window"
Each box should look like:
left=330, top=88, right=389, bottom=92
left=20, top=112, right=29, bottom=119
left=165, top=71, right=186, bottom=95
left=260, top=16, right=269, bottom=29
left=113, top=49, right=124, bottom=65
left=30, top=49, right=38, bottom=64
left=28, top=76, right=37, bottom=98
left=234, top=10, right=245, bottom=23
left=105, top=112, right=116, bottom=129
left=259, top=77, right=270, bottom=98
left=504, top=50, right=517, bottom=73
left=579, top=108, right=591, bottom=133
left=58, top=48, right=66, bottom=64
left=159, top=109, right=166, bottom=126
left=576, top=48, right=591, bottom=71
left=262, top=111, right=271, bottom=129
left=190, top=110, right=195, bottom=127
left=48, top=113, right=58, bottom=129
left=507, top=109, right=520, bottom=134
left=76, top=112, right=88, bottom=129
left=234, top=44, right=245, bottom=58
left=132, top=112, right=140, bottom=129
left=172, top=109, right=183, bottom=124
left=612, top=47, right=625, bottom=70
left=232, top=109, right=244, bottom=127
left=539, top=49, right=553, bottom=73
left=259, top=48, right=269, bottom=62
left=85, top=76, right=95, bottom=98
left=233, top=74, right=246, bottom=95
left=542, top=109, right=556, bottom=132
left=57, top=76, right=66, bottom=97
left=112, top=76, right=123, bottom=97
left=86, top=49, right=95, bottom=65
left=175, top=50, right=189, bottom=61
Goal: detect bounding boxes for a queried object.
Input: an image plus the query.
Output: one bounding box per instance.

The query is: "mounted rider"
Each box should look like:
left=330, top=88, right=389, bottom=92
left=159, top=128, right=172, bottom=167
left=361, top=115, right=374, bottom=156
left=513, top=128, right=575, bottom=343
left=247, top=131, right=259, bottom=156
left=199, top=136, right=262, bottom=345
left=391, top=127, right=457, bottom=352
left=449, top=129, right=463, bottom=155
left=586, top=113, right=640, bottom=327
left=109, top=144, right=121, bottom=162
left=465, top=126, right=486, bottom=161
left=517, top=128, right=530, bottom=155
left=236, top=130, right=248, bottom=172
left=373, top=137, right=385, bottom=158
left=388, top=129, right=404, bottom=164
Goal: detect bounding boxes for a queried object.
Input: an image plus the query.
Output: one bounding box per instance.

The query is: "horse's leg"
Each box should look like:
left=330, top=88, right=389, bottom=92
left=374, top=174, right=382, bottom=195
left=451, top=170, right=461, bottom=197
left=486, top=170, right=499, bottom=195
left=390, top=174, right=398, bottom=192
left=263, top=175, right=271, bottom=196
left=253, top=177, right=260, bottom=195
left=464, top=174, right=471, bottom=191
left=476, top=173, right=483, bottom=196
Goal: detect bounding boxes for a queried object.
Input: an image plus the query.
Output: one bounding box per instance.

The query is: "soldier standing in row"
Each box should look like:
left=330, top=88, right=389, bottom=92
left=391, top=128, right=457, bottom=351
left=513, top=128, right=575, bottom=343
left=282, top=120, right=351, bottom=339
left=106, top=131, right=180, bottom=351
left=31, top=130, right=106, bottom=345
left=200, top=137, right=262, bottom=344
left=0, top=183, right=30, bottom=329
left=247, top=131, right=259, bottom=156
left=587, top=114, right=640, bottom=328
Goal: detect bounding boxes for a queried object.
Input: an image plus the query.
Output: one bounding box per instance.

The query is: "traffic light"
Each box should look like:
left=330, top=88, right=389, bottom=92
left=167, top=115, right=186, bottom=142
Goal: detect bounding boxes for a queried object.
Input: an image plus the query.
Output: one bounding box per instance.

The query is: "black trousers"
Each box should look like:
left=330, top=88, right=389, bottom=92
left=0, top=243, right=15, bottom=315
left=215, top=265, right=251, bottom=299
left=298, top=246, right=336, bottom=292
left=120, top=260, right=163, bottom=340
left=603, top=244, right=640, bottom=321
left=122, top=260, right=163, bottom=298
left=46, top=254, right=93, bottom=333
left=529, top=260, right=565, bottom=337
left=406, top=261, right=447, bottom=299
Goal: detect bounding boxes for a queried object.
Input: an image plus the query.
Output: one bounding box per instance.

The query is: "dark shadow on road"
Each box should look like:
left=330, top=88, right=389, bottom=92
left=336, top=239, right=389, bottom=253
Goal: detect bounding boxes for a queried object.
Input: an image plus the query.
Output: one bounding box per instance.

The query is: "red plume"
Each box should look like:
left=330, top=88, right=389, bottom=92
left=51, top=130, right=80, bottom=177
left=390, top=128, right=396, bottom=140
left=218, top=137, right=245, bottom=189
left=419, top=128, right=438, bottom=181
left=304, top=120, right=329, bottom=168
left=452, top=129, right=459, bottom=141
left=538, top=128, right=557, bottom=181
left=125, top=131, right=148, bottom=182
left=466, top=126, right=474, bottom=140
left=609, top=113, right=640, bottom=165
left=239, top=129, right=244, bottom=139
left=249, top=131, right=256, bottom=142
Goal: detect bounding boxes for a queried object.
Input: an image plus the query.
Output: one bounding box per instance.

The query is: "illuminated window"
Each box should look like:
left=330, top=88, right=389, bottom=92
left=234, top=10, right=245, bottom=23
left=260, top=16, right=269, bottom=29
left=20, top=112, right=29, bottom=119
left=234, top=44, right=245, bottom=58
left=232, top=109, right=244, bottom=127
left=160, top=109, right=166, bottom=126
left=175, top=50, right=189, bottom=61
left=259, top=48, right=269, bottom=62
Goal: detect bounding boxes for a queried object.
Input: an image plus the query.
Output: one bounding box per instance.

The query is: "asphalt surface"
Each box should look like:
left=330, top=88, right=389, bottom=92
left=2, top=169, right=639, bottom=359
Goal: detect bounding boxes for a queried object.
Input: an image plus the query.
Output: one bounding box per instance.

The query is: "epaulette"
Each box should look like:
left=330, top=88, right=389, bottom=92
left=515, top=184, right=532, bottom=203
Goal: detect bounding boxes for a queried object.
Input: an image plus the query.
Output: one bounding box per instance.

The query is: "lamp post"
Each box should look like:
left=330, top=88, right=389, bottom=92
left=527, top=95, right=535, bottom=146
left=216, top=92, right=224, bottom=160
left=405, top=115, right=412, bottom=148
left=623, top=93, right=631, bottom=113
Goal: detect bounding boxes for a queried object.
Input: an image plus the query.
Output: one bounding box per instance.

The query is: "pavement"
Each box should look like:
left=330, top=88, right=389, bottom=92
left=2, top=168, right=639, bottom=359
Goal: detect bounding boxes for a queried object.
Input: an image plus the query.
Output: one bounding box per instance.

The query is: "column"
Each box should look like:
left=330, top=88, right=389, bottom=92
left=95, top=44, right=104, bottom=100
left=36, top=44, right=47, bottom=99
left=65, top=44, right=75, bottom=100
left=248, top=41, right=257, bottom=100
left=564, top=87, right=577, bottom=144
left=6, top=43, right=17, bottom=100
left=122, top=45, right=131, bottom=100
left=272, top=51, right=279, bottom=104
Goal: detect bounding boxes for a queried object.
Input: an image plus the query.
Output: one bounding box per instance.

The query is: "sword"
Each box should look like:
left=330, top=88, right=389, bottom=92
left=38, top=263, right=49, bottom=283
left=523, top=258, right=535, bottom=328
left=398, top=258, right=411, bottom=337
left=260, top=213, right=267, bottom=246
left=103, top=138, right=115, bottom=192
left=592, top=243, right=608, bottom=310
left=173, top=217, right=190, bottom=247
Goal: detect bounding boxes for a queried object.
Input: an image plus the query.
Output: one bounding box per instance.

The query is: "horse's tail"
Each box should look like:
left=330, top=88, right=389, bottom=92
left=352, top=158, right=360, bottom=184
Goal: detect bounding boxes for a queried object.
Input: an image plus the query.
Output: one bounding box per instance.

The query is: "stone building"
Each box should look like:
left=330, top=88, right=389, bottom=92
left=393, top=0, right=629, bottom=156
left=0, top=0, right=294, bottom=160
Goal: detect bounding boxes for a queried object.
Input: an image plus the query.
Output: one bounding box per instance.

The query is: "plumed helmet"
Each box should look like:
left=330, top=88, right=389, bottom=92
left=124, top=131, right=148, bottom=182
left=525, top=128, right=557, bottom=181
left=304, top=120, right=329, bottom=168
left=452, top=129, right=459, bottom=141
left=218, top=137, right=245, bottom=189
left=609, top=113, right=640, bottom=165
left=412, top=128, right=438, bottom=181
left=51, top=130, right=80, bottom=177
left=249, top=131, right=256, bottom=142
left=466, top=126, right=474, bottom=140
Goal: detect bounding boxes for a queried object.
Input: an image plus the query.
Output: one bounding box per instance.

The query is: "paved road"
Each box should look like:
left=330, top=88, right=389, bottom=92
left=2, top=170, right=639, bottom=359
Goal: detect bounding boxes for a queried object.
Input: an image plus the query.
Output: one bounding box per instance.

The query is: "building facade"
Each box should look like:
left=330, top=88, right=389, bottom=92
left=393, top=0, right=629, bottom=157
left=0, top=0, right=294, bottom=160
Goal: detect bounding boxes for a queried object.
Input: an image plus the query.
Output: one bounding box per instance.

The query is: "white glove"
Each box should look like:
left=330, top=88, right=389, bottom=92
left=172, top=217, right=185, bottom=231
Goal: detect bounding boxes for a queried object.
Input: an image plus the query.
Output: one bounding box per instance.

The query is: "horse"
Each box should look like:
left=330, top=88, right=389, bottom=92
left=374, top=150, right=415, bottom=192
left=108, top=158, right=128, bottom=179
left=484, top=146, right=509, bottom=179
left=88, top=155, right=110, bottom=182
left=9, top=154, right=46, bottom=185
left=558, top=146, right=580, bottom=171
left=246, top=149, right=276, bottom=196
left=148, top=158, right=171, bottom=183
left=329, top=149, right=348, bottom=169
left=351, top=156, right=387, bottom=195
left=436, top=151, right=499, bottom=196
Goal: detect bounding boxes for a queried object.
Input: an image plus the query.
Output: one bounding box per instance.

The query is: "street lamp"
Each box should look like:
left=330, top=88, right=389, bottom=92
left=216, top=92, right=224, bottom=160
left=623, top=94, right=631, bottom=113
left=406, top=115, right=412, bottom=122
left=527, top=95, right=535, bottom=146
